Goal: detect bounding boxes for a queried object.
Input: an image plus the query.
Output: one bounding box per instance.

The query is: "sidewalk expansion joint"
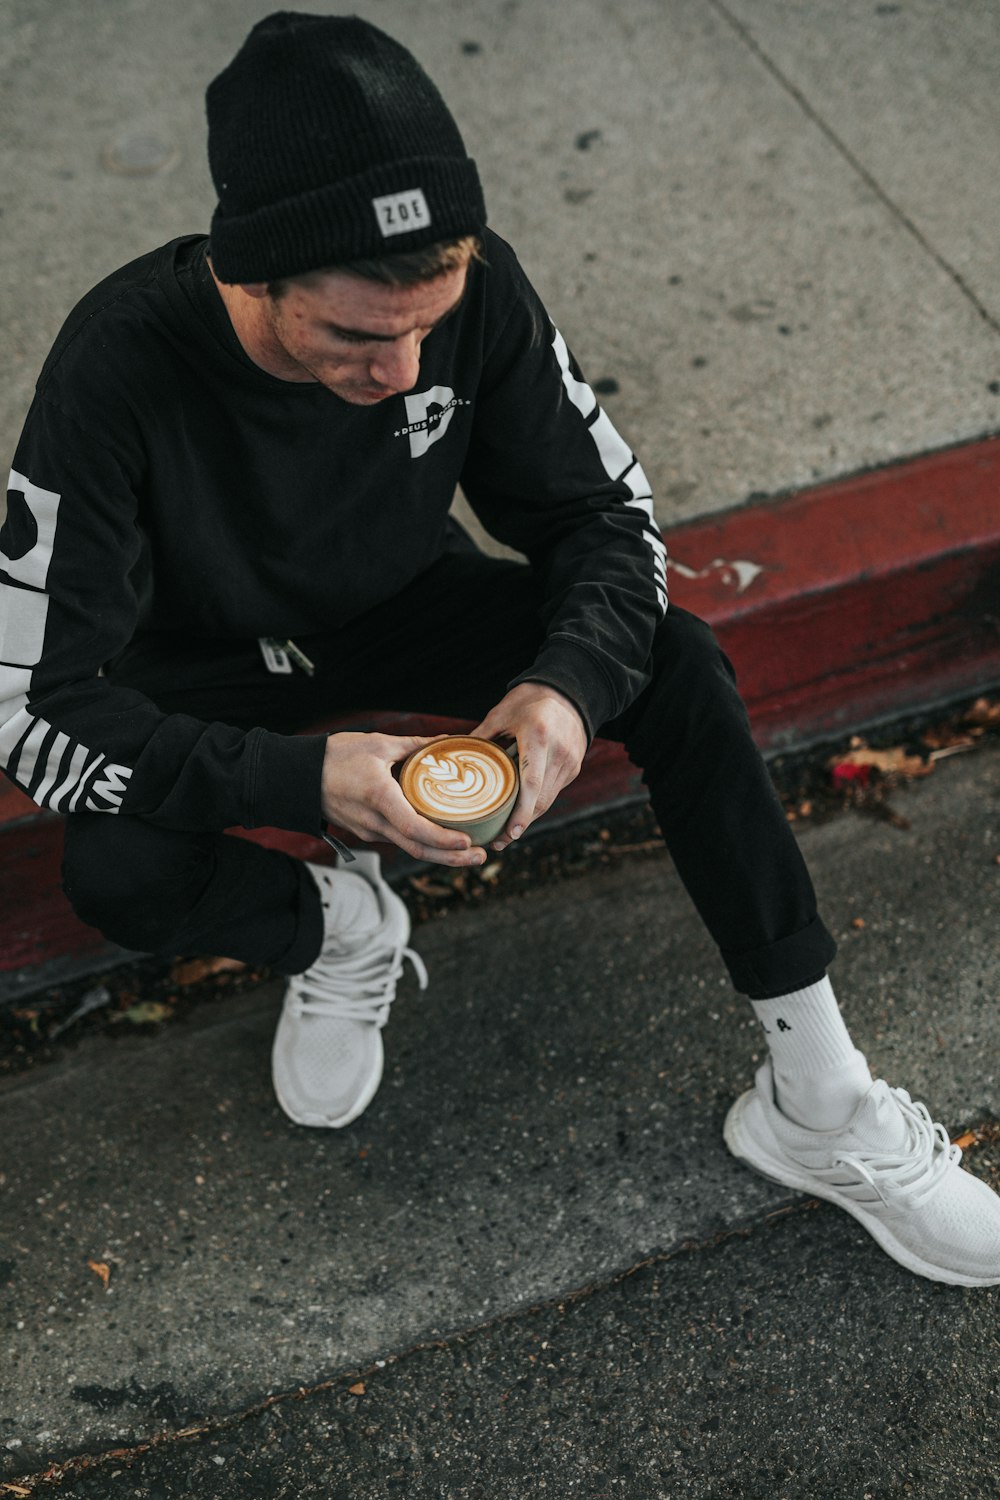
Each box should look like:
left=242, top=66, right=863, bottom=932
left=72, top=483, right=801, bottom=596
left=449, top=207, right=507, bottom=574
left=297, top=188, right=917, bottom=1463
left=9, top=1125, right=998, bottom=1493
left=5, top=1196, right=823, bottom=1492
left=706, top=0, right=1000, bottom=338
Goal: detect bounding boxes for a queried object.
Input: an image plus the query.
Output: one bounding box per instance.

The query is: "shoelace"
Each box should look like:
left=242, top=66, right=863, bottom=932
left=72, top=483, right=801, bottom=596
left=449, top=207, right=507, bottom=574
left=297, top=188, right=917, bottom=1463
left=291, top=941, right=429, bottom=1028
left=833, top=1088, right=961, bottom=1212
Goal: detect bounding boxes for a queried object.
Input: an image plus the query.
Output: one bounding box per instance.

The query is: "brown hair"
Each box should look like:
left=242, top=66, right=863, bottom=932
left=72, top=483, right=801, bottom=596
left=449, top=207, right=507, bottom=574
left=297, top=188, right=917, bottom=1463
left=267, top=234, right=483, bottom=299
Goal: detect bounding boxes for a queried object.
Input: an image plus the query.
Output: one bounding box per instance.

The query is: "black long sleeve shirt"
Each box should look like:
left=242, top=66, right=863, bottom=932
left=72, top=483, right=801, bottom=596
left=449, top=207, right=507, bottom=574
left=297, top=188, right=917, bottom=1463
left=1, top=229, right=667, bottom=835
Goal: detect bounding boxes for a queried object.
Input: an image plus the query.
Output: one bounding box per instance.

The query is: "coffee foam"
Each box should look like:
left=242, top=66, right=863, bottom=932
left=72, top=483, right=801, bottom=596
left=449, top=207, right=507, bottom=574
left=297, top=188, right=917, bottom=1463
left=401, top=737, right=516, bottom=820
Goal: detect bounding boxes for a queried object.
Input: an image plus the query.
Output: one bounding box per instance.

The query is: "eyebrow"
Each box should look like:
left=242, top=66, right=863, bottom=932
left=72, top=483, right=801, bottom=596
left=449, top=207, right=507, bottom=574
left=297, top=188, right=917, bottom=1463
left=327, top=284, right=468, bottom=343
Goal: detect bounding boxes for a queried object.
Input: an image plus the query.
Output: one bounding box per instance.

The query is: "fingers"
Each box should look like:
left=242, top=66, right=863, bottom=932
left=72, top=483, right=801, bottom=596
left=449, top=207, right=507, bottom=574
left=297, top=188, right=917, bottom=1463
left=376, top=731, right=451, bottom=764
left=375, top=781, right=487, bottom=867
left=468, top=713, right=498, bottom=742
left=323, top=731, right=490, bottom=865
left=376, top=817, right=486, bottom=867
left=489, top=749, right=543, bottom=852
left=391, top=832, right=487, bottom=866
left=491, top=737, right=583, bottom=851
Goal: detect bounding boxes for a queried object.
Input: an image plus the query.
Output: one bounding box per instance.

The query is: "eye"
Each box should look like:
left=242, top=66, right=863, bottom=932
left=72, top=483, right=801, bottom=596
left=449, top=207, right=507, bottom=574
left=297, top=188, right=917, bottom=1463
left=330, top=328, right=370, bottom=346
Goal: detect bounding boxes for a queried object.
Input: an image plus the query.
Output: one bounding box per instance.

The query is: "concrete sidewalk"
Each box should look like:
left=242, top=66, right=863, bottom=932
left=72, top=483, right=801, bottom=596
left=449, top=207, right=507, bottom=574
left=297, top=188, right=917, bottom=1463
left=2, top=740, right=998, bottom=1495
left=3, top=0, right=999, bottom=528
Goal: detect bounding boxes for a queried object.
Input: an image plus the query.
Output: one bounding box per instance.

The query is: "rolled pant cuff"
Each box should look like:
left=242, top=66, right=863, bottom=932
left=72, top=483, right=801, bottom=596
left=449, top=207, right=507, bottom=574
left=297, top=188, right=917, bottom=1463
left=722, top=917, right=838, bottom=1000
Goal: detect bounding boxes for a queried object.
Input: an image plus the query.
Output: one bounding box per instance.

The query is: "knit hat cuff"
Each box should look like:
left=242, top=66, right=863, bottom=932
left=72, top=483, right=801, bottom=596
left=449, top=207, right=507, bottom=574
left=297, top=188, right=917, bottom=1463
left=210, top=154, right=486, bottom=283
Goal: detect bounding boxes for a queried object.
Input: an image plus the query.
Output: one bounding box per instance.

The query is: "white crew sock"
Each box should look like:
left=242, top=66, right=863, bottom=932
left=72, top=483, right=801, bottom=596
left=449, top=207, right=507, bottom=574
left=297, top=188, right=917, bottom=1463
left=750, top=977, right=874, bottom=1131
left=308, top=864, right=382, bottom=958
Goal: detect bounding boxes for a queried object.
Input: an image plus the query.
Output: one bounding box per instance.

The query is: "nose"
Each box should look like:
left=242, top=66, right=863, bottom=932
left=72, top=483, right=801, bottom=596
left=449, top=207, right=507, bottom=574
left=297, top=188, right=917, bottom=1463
left=369, top=333, right=422, bottom=393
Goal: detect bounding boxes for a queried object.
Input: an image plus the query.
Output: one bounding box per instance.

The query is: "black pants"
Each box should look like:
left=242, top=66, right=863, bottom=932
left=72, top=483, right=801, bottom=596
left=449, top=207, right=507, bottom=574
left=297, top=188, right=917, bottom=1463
left=61, top=553, right=836, bottom=998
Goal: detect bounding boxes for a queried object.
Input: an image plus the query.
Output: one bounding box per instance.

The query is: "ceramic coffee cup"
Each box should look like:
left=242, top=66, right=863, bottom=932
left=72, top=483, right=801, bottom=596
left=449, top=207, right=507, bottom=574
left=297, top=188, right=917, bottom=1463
left=399, top=735, right=519, bottom=847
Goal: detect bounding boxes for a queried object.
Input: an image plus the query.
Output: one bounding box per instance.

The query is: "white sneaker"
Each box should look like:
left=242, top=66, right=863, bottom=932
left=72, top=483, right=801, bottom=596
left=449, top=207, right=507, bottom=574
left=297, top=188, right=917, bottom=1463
left=724, top=1059, right=1000, bottom=1286
left=271, top=852, right=427, bottom=1128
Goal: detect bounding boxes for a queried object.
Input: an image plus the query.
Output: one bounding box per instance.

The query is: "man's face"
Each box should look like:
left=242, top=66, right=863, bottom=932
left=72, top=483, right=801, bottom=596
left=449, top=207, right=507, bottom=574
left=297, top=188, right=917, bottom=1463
left=257, top=260, right=470, bottom=405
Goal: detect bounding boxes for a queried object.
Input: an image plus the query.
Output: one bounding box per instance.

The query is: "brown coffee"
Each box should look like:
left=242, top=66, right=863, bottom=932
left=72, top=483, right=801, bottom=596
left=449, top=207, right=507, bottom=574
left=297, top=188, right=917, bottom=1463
left=400, top=736, right=517, bottom=825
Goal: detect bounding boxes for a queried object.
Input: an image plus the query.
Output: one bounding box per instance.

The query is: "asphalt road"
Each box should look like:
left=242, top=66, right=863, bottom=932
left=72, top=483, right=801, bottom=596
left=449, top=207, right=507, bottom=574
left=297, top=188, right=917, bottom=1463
left=2, top=739, right=998, bottom=1497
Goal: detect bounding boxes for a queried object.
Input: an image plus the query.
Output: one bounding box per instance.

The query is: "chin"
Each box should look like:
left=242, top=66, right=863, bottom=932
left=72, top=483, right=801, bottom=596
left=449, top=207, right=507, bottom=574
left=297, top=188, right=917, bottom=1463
left=331, top=384, right=394, bottom=405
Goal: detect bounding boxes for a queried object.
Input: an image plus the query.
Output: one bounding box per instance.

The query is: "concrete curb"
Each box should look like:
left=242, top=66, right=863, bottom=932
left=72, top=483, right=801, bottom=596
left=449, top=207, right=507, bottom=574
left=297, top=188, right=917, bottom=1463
left=2, top=436, right=998, bottom=993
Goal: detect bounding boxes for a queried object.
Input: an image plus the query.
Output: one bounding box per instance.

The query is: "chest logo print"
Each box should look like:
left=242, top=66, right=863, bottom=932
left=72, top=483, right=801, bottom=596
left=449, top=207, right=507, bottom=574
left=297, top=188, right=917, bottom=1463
left=395, top=385, right=470, bottom=458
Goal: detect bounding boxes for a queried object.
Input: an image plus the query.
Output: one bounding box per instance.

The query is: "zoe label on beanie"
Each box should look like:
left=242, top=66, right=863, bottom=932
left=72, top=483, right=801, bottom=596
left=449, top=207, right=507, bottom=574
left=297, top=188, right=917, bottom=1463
left=372, top=188, right=432, bottom=238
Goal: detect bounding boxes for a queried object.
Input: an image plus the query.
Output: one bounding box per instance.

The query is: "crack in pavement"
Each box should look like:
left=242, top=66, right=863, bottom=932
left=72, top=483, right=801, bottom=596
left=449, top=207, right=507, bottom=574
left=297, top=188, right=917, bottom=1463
left=7, top=1196, right=830, bottom=1491
left=10, top=1116, right=999, bottom=1493
left=706, top=0, right=1000, bottom=338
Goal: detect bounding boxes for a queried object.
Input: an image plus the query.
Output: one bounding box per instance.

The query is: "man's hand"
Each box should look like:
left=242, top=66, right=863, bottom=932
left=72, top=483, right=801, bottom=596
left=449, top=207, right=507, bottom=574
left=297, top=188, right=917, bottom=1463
left=321, top=731, right=486, bottom=866
left=470, top=682, right=588, bottom=851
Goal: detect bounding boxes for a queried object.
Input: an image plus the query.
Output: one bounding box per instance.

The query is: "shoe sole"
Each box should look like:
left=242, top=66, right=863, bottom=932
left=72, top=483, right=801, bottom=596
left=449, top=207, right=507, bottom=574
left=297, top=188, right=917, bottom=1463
left=724, top=1087, right=1000, bottom=1288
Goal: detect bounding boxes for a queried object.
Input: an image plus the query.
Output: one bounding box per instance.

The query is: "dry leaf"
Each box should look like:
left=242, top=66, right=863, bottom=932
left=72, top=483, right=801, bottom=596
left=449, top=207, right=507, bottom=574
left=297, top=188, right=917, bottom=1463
left=348, top=1381, right=366, bottom=1396
left=964, top=697, right=1000, bottom=727
left=409, top=874, right=458, bottom=899
left=921, top=725, right=976, bottom=751
left=830, top=761, right=871, bottom=789
left=111, top=1000, right=174, bottom=1026
left=169, top=956, right=247, bottom=987
left=952, top=1131, right=978, bottom=1150
left=831, top=746, right=932, bottom=778
left=852, top=918, right=866, bottom=930
left=2, top=1484, right=34, bottom=1496
left=87, top=1259, right=111, bottom=1289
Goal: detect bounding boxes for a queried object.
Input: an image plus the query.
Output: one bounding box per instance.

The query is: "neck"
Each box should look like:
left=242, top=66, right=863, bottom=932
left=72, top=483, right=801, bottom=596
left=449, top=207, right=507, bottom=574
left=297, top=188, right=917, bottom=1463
left=208, top=261, right=315, bottom=382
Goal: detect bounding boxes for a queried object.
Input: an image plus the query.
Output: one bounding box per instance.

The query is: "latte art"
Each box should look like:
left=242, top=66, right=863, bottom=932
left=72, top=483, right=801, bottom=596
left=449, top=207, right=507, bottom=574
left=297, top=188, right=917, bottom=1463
left=400, top=737, right=517, bottom=824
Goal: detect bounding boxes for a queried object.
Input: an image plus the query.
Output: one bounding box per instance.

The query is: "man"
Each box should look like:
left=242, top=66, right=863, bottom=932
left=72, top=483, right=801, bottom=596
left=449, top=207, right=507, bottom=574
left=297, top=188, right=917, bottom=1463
left=2, top=12, right=997, bottom=1286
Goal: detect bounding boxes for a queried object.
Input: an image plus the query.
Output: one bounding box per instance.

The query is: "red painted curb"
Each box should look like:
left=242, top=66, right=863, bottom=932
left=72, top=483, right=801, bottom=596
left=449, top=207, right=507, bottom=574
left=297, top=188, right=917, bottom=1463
left=2, top=437, right=998, bottom=988
left=667, top=436, right=1000, bottom=746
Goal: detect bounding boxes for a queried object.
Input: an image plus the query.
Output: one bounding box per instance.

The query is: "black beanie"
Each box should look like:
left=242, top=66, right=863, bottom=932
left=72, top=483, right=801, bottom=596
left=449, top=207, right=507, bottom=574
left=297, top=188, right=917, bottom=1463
left=206, top=11, right=486, bottom=283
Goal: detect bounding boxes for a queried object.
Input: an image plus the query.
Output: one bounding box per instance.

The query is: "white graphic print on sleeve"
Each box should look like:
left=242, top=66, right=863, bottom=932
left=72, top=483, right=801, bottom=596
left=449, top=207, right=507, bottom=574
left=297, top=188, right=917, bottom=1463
left=551, top=328, right=668, bottom=614
left=1, top=468, right=132, bottom=813
left=0, top=578, right=49, bottom=664
left=0, top=687, right=132, bottom=812
left=3, top=470, right=61, bottom=588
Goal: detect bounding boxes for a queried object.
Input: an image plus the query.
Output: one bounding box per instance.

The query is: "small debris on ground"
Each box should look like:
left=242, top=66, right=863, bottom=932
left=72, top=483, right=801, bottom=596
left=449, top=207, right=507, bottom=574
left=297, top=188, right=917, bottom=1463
left=0, top=953, right=267, bottom=1078
left=47, top=983, right=112, bottom=1039
left=110, top=999, right=176, bottom=1026
left=950, top=1120, right=1000, bottom=1193
left=2, top=692, right=996, bottom=1077
left=86, top=1258, right=112, bottom=1289
left=169, top=955, right=248, bottom=987
left=778, top=693, right=1000, bottom=832
left=830, top=743, right=933, bottom=782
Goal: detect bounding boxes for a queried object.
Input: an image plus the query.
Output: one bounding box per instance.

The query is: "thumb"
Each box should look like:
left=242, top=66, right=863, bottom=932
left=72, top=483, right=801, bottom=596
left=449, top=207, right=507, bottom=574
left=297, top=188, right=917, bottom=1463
left=384, top=731, right=451, bottom=763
